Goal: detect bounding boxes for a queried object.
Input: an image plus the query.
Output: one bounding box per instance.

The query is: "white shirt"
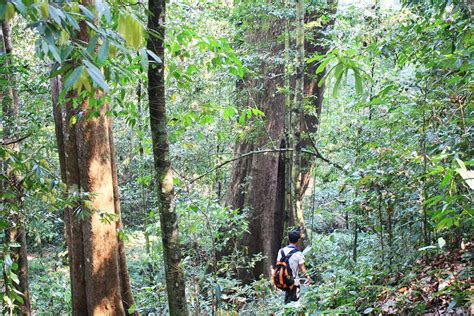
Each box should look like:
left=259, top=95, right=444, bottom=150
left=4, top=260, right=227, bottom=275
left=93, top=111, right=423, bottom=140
left=276, top=245, right=305, bottom=285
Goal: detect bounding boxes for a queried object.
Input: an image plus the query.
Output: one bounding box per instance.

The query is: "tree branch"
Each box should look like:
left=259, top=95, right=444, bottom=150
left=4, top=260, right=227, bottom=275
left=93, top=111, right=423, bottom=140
left=188, top=147, right=345, bottom=185
left=0, top=134, right=30, bottom=146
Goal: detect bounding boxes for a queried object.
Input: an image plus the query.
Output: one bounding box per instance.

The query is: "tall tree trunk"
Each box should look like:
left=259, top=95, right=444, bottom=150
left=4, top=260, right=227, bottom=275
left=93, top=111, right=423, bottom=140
left=1, top=19, right=31, bottom=316
left=297, top=1, right=338, bottom=239
left=292, top=0, right=307, bottom=243
left=147, top=0, right=188, bottom=315
left=76, top=99, right=125, bottom=314
left=299, top=0, right=338, bottom=196
left=51, top=75, right=87, bottom=313
left=225, top=0, right=339, bottom=282
left=227, top=0, right=286, bottom=282
left=284, top=0, right=295, bottom=229
left=50, top=1, right=137, bottom=313
left=109, top=122, right=136, bottom=313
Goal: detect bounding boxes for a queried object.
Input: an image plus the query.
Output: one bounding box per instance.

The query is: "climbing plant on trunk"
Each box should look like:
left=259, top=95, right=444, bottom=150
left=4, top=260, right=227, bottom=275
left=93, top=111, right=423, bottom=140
left=1, top=18, right=31, bottom=316
left=227, top=0, right=339, bottom=281
left=147, top=0, right=189, bottom=314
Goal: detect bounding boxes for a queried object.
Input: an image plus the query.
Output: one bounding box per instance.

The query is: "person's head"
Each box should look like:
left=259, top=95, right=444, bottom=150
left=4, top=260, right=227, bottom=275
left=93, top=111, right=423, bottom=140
left=288, top=230, right=301, bottom=244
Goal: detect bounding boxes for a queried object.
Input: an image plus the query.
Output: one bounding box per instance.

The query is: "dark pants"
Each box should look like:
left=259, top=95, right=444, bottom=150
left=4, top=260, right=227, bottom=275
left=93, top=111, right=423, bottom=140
left=284, top=285, right=300, bottom=304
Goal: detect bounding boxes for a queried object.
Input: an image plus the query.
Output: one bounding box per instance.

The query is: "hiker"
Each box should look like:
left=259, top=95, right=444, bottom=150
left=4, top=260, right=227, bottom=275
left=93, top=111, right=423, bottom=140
left=273, top=230, right=312, bottom=304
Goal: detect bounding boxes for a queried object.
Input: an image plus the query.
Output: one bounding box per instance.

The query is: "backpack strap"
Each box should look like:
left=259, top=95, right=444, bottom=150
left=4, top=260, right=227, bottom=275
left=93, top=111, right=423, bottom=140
left=280, top=249, right=286, bottom=261
left=282, top=248, right=299, bottom=262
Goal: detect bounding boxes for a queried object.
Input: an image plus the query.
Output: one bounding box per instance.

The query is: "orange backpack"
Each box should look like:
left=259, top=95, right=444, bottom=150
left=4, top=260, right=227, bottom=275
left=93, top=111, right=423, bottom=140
left=273, top=249, right=298, bottom=291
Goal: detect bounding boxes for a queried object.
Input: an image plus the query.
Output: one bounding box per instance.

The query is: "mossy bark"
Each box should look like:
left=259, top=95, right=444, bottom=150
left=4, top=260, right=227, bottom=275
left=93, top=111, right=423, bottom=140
left=148, top=0, right=188, bottom=314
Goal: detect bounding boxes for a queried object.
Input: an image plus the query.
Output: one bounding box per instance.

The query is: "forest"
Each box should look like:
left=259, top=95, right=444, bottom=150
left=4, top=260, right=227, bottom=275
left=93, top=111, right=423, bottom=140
left=0, top=0, right=472, bottom=315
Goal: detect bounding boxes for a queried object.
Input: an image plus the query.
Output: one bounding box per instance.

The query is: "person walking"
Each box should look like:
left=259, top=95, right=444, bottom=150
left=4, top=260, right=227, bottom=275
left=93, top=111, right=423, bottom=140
left=275, top=230, right=312, bottom=303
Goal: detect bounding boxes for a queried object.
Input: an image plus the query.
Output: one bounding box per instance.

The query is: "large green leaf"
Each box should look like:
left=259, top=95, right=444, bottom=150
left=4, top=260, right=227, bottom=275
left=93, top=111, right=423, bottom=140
left=84, top=59, right=109, bottom=92
left=63, top=66, right=84, bottom=92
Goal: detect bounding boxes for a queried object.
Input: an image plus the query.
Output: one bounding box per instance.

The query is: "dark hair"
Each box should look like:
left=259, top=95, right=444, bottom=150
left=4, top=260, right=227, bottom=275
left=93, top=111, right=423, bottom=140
left=288, top=230, right=300, bottom=243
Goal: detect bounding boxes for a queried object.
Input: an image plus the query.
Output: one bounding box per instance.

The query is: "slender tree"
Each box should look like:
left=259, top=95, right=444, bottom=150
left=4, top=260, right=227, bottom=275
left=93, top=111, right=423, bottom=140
left=147, top=0, right=188, bottom=314
left=292, top=0, right=306, bottom=241
left=1, top=19, right=31, bottom=315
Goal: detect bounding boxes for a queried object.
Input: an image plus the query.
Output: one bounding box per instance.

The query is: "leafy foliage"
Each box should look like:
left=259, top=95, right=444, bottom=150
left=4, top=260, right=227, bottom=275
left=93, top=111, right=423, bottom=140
left=0, top=0, right=472, bottom=314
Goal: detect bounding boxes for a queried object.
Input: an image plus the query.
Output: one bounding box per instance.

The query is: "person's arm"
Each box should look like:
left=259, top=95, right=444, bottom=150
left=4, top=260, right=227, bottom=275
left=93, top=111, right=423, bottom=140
left=299, top=263, right=312, bottom=283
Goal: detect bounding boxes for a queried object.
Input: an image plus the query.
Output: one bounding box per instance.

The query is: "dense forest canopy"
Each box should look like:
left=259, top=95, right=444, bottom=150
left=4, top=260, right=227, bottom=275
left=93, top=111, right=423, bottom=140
left=0, top=0, right=472, bottom=314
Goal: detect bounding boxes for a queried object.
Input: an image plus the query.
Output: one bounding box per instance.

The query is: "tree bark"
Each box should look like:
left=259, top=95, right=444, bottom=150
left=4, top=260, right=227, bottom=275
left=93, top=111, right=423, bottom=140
left=284, top=0, right=295, bottom=229
left=298, top=0, right=338, bottom=200
left=148, top=0, right=189, bottom=315
left=51, top=75, right=87, bottom=313
left=1, top=19, right=31, bottom=316
left=50, top=1, right=136, bottom=313
left=292, top=0, right=307, bottom=243
left=76, top=97, right=125, bottom=315
left=225, top=0, right=339, bottom=282
left=109, top=121, right=137, bottom=314
left=227, top=0, right=286, bottom=282
left=63, top=91, right=89, bottom=314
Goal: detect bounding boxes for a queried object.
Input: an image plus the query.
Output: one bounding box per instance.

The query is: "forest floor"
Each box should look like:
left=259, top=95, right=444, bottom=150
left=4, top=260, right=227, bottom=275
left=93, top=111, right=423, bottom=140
left=25, top=232, right=474, bottom=315
left=374, top=242, right=473, bottom=315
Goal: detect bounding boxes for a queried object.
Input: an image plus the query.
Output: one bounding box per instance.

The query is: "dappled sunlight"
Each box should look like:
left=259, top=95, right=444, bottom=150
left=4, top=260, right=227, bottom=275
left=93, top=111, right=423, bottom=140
left=3, top=0, right=471, bottom=314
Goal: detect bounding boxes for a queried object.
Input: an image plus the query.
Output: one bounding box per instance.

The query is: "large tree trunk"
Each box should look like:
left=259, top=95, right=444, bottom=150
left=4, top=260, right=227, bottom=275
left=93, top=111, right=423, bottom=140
left=76, top=99, right=125, bottom=314
left=53, top=95, right=137, bottom=315
left=1, top=19, right=31, bottom=316
left=109, top=122, right=136, bottom=313
left=147, top=0, right=188, bottom=315
left=50, top=2, right=137, bottom=314
left=226, top=0, right=338, bottom=282
left=227, top=0, right=287, bottom=282
left=51, top=75, right=88, bottom=314
left=298, top=0, right=338, bottom=200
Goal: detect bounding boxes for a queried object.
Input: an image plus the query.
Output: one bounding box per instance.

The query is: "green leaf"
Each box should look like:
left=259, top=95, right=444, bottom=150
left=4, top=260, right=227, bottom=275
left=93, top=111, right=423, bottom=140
left=48, top=44, right=61, bottom=63
left=61, top=45, right=74, bottom=61
left=316, top=56, right=333, bottom=74
left=84, top=59, right=109, bottom=92
left=95, top=0, right=111, bottom=21
left=333, top=66, right=347, bottom=97
left=97, top=38, right=109, bottom=64
left=147, top=49, right=162, bottom=64
left=63, top=66, right=84, bottom=92
left=86, top=33, right=99, bottom=55
left=353, top=68, right=363, bottom=95
left=424, top=195, right=443, bottom=207
left=10, top=272, right=19, bottom=285
left=0, top=4, right=6, bottom=19
left=139, top=48, right=149, bottom=71
left=436, top=217, right=453, bottom=231
left=440, top=172, right=453, bottom=188
left=306, top=53, right=326, bottom=64
left=49, top=64, right=72, bottom=78
left=11, top=0, right=26, bottom=14
left=66, top=13, right=80, bottom=31
left=223, top=106, right=238, bottom=120
left=251, top=108, right=265, bottom=117
left=78, top=4, right=95, bottom=20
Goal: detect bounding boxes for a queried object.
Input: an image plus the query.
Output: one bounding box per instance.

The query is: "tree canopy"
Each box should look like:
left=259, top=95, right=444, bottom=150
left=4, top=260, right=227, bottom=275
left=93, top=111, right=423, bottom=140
left=0, top=0, right=472, bottom=314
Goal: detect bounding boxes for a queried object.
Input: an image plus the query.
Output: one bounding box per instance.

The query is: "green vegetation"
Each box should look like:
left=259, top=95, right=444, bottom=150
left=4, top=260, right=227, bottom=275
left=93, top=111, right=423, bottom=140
left=1, top=0, right=472, bottom=315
